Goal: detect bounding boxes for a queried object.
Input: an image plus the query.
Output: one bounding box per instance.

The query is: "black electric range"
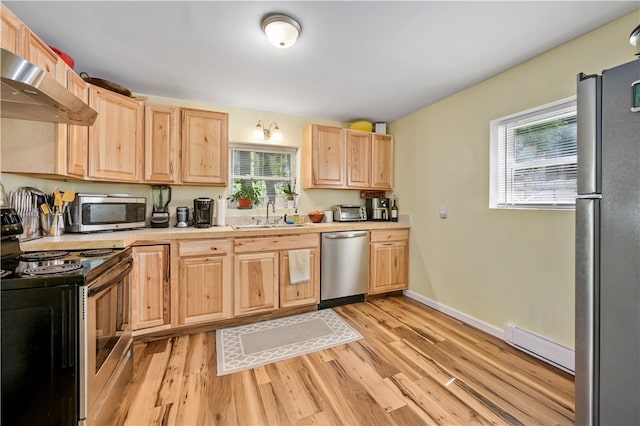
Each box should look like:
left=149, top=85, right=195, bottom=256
left=0, top=208, right=133, bottom=425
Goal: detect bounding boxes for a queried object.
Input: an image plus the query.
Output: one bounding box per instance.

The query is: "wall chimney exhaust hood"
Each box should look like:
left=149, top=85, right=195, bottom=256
left=1, top=48, right=97, bottom=126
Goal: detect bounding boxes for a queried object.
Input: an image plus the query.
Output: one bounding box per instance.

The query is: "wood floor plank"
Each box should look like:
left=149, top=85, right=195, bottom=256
left=156, top=335, right=189, bottom=406
left=389, top=372, right=492, bottom=425
left=114, top=295, right=575, bottom=425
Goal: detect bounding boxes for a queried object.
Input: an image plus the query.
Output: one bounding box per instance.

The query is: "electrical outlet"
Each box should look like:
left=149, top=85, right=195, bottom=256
left=439, top=205, right=448, bottom=219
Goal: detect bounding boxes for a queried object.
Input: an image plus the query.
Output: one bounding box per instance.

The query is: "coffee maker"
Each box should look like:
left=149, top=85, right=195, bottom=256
left=150, top=185, right=171, bottom=228
left=194, top=198, right=214, bottom=228
left=366, top=198, right=390, bottom=221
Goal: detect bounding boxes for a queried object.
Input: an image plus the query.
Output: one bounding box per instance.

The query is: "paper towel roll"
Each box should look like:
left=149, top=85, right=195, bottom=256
left=215, top=196, right=225, bottom=226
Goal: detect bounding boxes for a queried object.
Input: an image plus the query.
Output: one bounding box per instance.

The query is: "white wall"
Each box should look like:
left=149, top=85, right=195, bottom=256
left=391, top=11, right=639, bottom=349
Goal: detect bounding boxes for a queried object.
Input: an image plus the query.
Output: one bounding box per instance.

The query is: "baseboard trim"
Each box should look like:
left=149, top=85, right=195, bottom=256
left=402, top=290, right=575, bottom=374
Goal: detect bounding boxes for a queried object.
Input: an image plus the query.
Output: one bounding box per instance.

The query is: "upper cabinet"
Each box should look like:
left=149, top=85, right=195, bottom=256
left=88, top=85, right=143, bottom=182
left=144, top=104, right=180, bottom=183
left=303, top=124, right=345, bottom=188
left=371, top=133, right=394, bottom=189
left=181, top=108, right=228, bottom=186
left=303, top=124, right=394, bottom=190
left=66, top=68, right=90, bottom=178
left=1, top=3, right=21, bottom=54
left=346, top=129, right=371, bottom=188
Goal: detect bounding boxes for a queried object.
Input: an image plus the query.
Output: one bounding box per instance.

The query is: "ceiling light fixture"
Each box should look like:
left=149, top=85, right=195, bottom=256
left=262, top=13, right=301, bottom=48
left=630, top=24, right=640, bottom=50
left=254, top=120, right=282, bottom=141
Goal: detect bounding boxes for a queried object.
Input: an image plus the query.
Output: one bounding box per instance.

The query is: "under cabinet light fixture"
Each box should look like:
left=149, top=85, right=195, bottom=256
left=254, top=120, right=282, bottom=141
left=262, top=13, right=301, bottom=48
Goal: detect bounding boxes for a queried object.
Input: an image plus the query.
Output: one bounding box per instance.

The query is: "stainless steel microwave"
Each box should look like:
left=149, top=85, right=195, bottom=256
left=66, top=194, right=146, bottom=233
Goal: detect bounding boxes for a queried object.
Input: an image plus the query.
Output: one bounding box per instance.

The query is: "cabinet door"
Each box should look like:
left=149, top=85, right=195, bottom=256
left=23, top=28, right=61, bottom=83
left=144, top=104, right=180, bottom=183
left=346, top=130, right=371, bottom=188
left=303, top=125, right=345, bottom=188
left=369, top=241, right=408, bottom=294
left=66, top=68, right=89, bottom=178
left=371, top=134, right=394, bottom=189
left=1, top=3, right=22, bottom=54
left=131, top=245, right=170, bottom=330
left=280, top=248, right=319, bottom=308
left=178, top=255, right=232, bottom=324
left=234, top=252, right=278, bottom=316
left=88, top=86, right=143, bottom=182
left=181, top=108, right=228, bottom=185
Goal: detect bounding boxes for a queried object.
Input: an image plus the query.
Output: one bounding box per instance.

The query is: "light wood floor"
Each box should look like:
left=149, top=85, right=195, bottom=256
left=114, top=295, right=575, bottom=425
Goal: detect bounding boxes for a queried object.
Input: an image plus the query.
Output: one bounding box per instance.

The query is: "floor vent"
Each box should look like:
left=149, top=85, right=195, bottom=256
left=504, top=323, right=574, bottom=374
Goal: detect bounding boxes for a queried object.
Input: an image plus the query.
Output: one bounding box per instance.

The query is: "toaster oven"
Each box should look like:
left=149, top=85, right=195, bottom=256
left=333, top=205, right=367, bottom=222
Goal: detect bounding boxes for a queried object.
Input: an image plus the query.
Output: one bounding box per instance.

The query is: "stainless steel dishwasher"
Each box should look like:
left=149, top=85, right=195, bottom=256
left=319, top=230, right=369, bottom=309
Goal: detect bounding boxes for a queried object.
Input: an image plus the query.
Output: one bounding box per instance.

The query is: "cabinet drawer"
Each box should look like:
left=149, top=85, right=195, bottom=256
left=234, top=233, right=320, bottom=253
left=370, top=229, right=409, bottom=242
left=178, top=239, right=232, bottom=257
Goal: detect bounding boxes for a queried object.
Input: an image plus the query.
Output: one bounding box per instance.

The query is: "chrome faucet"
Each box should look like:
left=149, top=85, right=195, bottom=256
left=266, top=199, right=276, bottom=224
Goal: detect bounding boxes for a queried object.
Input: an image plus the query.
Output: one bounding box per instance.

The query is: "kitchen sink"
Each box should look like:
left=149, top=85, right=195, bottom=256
left=232, top=223, right=309, bottom=230
left=232, top=224, right=274, bottom=230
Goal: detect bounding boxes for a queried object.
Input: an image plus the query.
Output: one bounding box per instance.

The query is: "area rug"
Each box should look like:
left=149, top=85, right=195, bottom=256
left=216, top=308, right=363, bottom=376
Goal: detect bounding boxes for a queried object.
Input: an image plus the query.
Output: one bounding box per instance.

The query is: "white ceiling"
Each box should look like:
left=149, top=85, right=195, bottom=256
left=6, top=1, right=639, bottom=123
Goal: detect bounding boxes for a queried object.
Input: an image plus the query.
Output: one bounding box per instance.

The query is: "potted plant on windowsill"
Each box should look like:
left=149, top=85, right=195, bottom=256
left=230, top=179, right=262, bottom=209
left=282, top=183, right=298, bottom=201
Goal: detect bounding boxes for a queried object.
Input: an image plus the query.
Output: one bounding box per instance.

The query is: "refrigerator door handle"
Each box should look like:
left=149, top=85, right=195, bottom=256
left=576, top=194, right=602, bottom=200
left=577, top=73, right=602, bottom=195
left=575, top=197, right=600, bottom=426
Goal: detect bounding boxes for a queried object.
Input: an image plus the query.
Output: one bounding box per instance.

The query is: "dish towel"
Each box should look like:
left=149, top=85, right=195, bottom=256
left=288, top=249, right=310, bottom=284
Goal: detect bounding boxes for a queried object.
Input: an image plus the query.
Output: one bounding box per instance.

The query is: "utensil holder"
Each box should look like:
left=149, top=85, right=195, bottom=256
left=40, top=213, right=65, bottom=236
left=19, top=210, right=40, bottom=241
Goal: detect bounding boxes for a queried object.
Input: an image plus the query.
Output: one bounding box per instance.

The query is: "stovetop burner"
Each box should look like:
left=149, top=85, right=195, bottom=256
left=79, top=249, right=114, bottom=257
left=23, top=263, right=84, bottom=276
left=17, top=251, right=70, bottom=261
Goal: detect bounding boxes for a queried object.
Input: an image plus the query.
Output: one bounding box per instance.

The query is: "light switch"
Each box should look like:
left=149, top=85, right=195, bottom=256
left=439, top=205, right=448, bottom=219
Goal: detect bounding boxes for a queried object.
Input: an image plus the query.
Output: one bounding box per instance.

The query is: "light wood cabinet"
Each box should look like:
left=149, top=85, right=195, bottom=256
left=304, top=124, right=394, bottom=190
left=130, top=245, right=171, bottom=331
left=369, top=229, right=409, bottom=294
left=66, top=67, right=90, bottom=178
left=303, top=124, right=345, bottom=188
left=234, top=251, right=279, bottom=316
left=177, top=239, right=233, bottom=324
left=346, top=129, right=371, bottom=188
left=234, top=234, right=320, bottom=316
left=1, top=3, right=22, bottom=54
left=181, top=108, right=228, bottom=185
left=371, top=133, right=394, bottom=189
left=280, top=246, right=320, bottom=308
left=88, top=85, right=143, bottom=182
left=23, top=28, right=62, bottom=84
left=144, top=104, right=180, bottom=183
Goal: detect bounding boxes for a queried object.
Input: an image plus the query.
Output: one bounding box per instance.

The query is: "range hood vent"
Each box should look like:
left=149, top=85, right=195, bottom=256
left=1, top=48, right=97, bottom=126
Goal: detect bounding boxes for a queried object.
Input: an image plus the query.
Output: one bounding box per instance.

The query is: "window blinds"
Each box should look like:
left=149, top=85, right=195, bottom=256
left=497, top=100, right=577, bottom=208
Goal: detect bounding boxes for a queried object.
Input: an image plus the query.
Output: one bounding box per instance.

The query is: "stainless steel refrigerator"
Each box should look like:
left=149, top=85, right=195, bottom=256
left=576, top=58, right=640, bottom=425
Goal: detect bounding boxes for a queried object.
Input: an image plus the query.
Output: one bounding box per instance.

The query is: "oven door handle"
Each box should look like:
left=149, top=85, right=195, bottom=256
left=87, top=257, right=133, bottom=297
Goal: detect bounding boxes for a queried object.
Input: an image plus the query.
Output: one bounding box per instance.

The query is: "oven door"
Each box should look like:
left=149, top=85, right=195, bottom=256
left=79, top=254, right=133, bottom=424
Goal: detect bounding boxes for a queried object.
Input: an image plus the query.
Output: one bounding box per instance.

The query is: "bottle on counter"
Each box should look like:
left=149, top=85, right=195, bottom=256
left=391, top=199, right=399, bottom=222
left=293, top=208, right=300, bottom=224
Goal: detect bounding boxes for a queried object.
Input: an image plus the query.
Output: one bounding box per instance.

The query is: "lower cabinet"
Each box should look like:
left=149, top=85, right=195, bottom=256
left=369, top=229, right=409, bottom=294
left=130, top=245, right=170, bottom=331
left=177, top=239, right=233, bottom=324
left=234, top=234, right=320, bottom=316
